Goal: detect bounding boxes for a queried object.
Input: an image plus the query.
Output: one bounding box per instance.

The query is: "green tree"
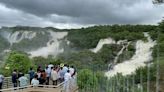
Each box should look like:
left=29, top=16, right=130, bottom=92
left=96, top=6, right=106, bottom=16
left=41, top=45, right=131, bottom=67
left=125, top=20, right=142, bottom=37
left=5, top=51, right=33, bottom=74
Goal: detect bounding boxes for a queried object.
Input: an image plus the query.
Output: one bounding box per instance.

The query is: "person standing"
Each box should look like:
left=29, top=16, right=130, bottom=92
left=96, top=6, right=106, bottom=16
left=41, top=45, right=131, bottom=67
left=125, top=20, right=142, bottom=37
left=63, top=70, right=71, bottom=92
left=59, top=67, right=65, bottom=83
left=18, top=74, right=28, bottom=88
left=28, top=68, right=35, bottom=84
left=18, top=70, right=23, bottom=87
left=70, top=69, right=77, bottom=91
left=18, top=70, right=23, bottom=79
left=12, top=69, right=18, bottom=88
left=69, top=66, right=75, bottom=76
left=0, top=74, right=4, bottom=91
left=37, top=70, right=41, bottom=82
left=51, top=67, right=58, bottom=85
left=40, top=70, right=46, bottom=85
left=45, top=66, right=51, bottom=85
left=63, top=64, right=68, bottom=75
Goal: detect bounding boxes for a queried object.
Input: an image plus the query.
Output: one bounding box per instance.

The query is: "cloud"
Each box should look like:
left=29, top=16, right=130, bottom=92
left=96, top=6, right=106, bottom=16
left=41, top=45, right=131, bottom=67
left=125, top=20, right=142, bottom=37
left=0, top=0, right=164, bottom=28
left=0, top=3, right=86, bottom=29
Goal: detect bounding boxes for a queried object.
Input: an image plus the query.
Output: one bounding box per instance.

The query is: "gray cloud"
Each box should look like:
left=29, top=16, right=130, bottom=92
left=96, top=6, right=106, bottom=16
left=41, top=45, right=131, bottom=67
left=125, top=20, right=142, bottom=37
left=0, top=0, right=164, bottom=28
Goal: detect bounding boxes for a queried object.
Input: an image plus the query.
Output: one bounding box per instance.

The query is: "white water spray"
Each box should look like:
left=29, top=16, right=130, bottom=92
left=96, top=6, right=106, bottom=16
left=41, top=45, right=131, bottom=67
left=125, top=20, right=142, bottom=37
left=1, top=31, right=36, bottom=45
left=105, top=33, right=156, bottom=77
left=28, top=31, right=68, bottom=58
left=91, top=38, right=116, bottom=53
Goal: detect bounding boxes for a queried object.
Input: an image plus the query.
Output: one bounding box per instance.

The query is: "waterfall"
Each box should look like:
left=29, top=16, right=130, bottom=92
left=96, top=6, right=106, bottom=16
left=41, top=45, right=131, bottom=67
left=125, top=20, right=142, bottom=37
left=105, top=33, right=156, bottom=77
left=1, top=31, right=36, bottom=45
left=91, top=38, right=116, bottom=53
left=113, top=41, right=130, bottom=64
left=28, top=31, right=68, bottom=58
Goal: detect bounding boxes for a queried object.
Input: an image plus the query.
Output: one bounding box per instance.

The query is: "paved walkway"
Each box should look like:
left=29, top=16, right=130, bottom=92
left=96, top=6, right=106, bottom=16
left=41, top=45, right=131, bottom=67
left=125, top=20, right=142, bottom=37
left=2, top=76, right=78, bottom=92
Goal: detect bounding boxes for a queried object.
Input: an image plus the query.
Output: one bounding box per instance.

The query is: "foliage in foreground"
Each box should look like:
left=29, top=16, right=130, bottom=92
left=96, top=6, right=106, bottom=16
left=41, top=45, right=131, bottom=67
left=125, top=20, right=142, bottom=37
left=1, top=51, right=33, bottom=76
left=77, top=69, right=98, bottom=89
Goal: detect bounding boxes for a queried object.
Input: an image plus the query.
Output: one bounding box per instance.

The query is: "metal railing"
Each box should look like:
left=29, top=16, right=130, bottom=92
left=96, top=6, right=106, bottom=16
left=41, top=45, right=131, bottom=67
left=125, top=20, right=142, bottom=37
left=0, top=76, right=78, bottom=92
left=0, top=83, right=64, bottom=92
left=2, top=74, right=30, bottom=89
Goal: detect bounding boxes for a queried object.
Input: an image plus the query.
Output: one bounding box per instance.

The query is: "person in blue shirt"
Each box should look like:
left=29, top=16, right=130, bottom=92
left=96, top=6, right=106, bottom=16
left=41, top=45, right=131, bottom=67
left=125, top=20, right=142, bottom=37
left=28, top=68, right=35, bottom=84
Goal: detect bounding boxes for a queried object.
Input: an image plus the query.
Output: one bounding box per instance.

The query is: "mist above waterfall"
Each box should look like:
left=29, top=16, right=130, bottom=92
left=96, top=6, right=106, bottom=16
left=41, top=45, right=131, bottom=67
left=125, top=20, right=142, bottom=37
left=105, top=33, right=156, bottom=77
left=1, top=31, right=36, bottom=45
left=28, top=31, right=68, bottom=58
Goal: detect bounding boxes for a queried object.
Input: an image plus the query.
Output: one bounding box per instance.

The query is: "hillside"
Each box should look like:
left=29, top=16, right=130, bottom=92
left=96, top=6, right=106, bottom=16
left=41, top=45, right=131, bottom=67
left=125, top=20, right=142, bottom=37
left=0, top=21, right=164, bottom=91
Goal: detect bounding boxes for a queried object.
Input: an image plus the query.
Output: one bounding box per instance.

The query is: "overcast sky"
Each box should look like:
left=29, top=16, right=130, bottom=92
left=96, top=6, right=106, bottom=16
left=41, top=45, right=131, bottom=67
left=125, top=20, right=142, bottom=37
left=0, top=0, right=164, bottom=29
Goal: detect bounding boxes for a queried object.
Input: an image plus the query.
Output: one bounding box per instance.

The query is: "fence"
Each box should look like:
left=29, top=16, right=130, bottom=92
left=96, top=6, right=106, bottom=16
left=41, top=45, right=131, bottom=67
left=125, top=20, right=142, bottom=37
left=1, top=75, right=78, bottom=92
left=0, top=83, right=65, bottom=92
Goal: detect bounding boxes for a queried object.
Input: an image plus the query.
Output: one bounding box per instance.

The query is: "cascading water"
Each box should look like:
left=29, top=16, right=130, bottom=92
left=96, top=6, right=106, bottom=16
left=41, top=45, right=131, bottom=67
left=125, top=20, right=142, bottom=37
left=113, top=41, right=130, bottom=64
left=90, top=38, right=130, bottom=53
left=28, top=31, right=68, bottom=58
left=1, top=31, right=36, bottom=45
left=105, top=33, right=156, bottom=77
left=91, top=38, right=116, bottom=53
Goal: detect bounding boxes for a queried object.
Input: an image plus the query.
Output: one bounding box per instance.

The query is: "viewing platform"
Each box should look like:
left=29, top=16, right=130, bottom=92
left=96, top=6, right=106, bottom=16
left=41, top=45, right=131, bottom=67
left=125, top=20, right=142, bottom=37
left=0, top=76, right=78, bottom=92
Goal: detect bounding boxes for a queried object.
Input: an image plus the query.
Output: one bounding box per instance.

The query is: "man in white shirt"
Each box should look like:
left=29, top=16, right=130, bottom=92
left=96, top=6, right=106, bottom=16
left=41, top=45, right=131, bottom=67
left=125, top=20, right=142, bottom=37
left=31, top=75, right=39, bottom=86
left=63, top=70, right=71, bottom=92
left=69, top=66, right=75, bottom=76
left=45, top=66, right=51, bottom=85
left=0, top=74, right=4, bottom=91
left=63, top=64, right=68, bottom=75
left=18, top=74, right=28, bottom=88
left=51, top=68, right=58, bottom=85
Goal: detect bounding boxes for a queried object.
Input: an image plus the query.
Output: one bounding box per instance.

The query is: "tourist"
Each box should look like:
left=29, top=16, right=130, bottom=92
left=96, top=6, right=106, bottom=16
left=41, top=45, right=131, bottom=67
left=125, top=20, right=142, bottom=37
left=57, top=66, right=61, bottom=82
left=39, top=70, right=46, bottom=84
left=45, top=66, right=51, bottom=85
left=18, top=70, right=23, bottom=87
left=70, top=69, right=77, bottom=91
left=12, top=69, right=18, bottom=88
left=37, top=70, right=41, bottom=80
left=28, top=67, right=35, bottom=84
left=31, top=75, right=39, bottom=86
left=18, top=73, right=28, bottom=88
left=18, top=70, right=23, bottom=79
left=63, top=70, right=71, bottom=92
left=37, top=66, right=42, bottom=72
left=0, top=74, right=4, bottom=92
left=69, top=65, right=75, bottom=76
left=51, top=67, right=58, bottom=85
left=63, top=64, right=69, bottom=75
left=59, top=67, right=65, bottom=83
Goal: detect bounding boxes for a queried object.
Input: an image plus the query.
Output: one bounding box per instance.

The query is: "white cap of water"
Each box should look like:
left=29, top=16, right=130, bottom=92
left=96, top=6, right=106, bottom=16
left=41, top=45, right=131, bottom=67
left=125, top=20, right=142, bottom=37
left=105, top=32, right=156, bottom=78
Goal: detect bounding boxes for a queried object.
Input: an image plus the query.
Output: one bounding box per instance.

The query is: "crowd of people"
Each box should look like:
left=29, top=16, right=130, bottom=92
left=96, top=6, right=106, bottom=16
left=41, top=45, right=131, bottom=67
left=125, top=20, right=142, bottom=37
left=0, top=63, right=77, bottom=92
